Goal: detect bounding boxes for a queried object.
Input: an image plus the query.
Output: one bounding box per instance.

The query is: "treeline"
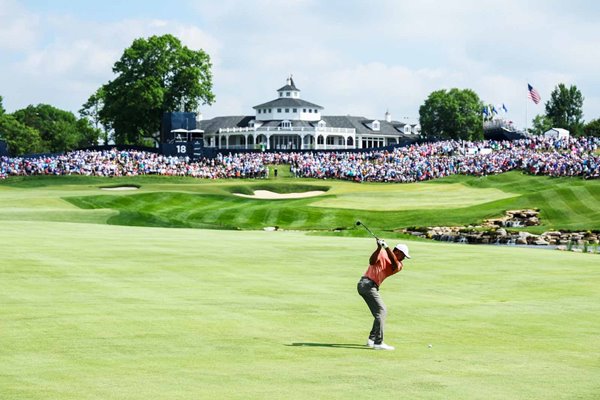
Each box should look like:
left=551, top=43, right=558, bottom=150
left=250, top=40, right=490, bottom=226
left=0, top=98, right=101, bottom=156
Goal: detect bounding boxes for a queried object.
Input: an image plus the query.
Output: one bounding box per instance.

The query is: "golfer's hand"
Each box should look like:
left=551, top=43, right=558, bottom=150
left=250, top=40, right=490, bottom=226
left=377, top=239, right=388, bottom=248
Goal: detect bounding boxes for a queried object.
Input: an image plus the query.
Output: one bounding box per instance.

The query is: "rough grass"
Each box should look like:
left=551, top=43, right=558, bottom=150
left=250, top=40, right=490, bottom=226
left=0, top=221, right=598, bottom=399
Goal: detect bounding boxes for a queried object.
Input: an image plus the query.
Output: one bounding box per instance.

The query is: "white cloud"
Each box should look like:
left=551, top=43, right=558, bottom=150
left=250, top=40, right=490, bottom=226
left=0, top=0, right=41, bottom=51
left=1, top=6, right=221, bottom=115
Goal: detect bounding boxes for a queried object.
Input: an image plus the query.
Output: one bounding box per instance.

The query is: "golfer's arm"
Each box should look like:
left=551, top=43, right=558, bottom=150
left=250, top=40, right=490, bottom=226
left=385, top=247, right=401, bottom=272
left=369, top=246, right=381, bottom=265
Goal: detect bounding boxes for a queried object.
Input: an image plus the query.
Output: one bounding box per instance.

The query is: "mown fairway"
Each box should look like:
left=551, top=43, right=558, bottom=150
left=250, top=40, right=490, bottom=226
left=2, top=171, right=599, bottom=233
left=1, top=172, right=599, bottom=399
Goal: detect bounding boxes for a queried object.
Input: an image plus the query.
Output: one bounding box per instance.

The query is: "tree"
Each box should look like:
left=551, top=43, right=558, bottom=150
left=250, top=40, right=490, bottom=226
left=0, top=114, right=43, bottom=156
left=545, top=83, right=584, bottom=136
left=584, top=118, right=600, bottom=137
left=80, top=87, right=112, bottom=145
left=419, top=88, right=483, bottom=140
left=89, top=34, right=215, bottom=145
left=1, top=96, right=43, bottom=155
left=530, top=114, right=553, bottom=136
left=12, top=104, right=100, bottom=153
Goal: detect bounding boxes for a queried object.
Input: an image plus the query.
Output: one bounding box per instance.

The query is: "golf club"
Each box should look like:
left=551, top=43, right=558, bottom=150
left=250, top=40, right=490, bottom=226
left=356, top=220, right=379, bottom=240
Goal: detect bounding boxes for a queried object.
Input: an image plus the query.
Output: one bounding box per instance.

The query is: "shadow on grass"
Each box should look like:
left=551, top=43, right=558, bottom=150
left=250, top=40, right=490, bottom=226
left=287, top=342, right=371, bottom=350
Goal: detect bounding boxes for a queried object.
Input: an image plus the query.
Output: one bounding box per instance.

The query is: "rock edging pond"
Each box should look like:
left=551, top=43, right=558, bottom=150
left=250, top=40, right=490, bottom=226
left=400, top=209, right=599, bottom=253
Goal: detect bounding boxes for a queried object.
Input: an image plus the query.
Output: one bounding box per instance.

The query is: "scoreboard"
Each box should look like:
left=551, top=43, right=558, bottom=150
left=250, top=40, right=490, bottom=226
left=161, top=139, right=204, bottom=159
left=160, top=112, right=204, bottom=159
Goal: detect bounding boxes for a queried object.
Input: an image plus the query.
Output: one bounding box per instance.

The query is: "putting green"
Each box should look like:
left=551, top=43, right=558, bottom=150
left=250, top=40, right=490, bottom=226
left=1, top=220, right=598, bottom=399
left=311, top=182, right=517, bottom=210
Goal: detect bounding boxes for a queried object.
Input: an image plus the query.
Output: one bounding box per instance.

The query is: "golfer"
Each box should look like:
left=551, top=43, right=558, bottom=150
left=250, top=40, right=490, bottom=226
left=357, top=239, right=410, bottom=350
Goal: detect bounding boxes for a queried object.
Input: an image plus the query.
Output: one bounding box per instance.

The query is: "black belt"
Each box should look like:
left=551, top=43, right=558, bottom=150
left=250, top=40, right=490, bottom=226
left=361, top=276, right=379, bottom=289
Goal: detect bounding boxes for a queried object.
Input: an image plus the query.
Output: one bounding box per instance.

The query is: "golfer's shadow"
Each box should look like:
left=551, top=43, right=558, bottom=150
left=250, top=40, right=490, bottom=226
left=287, top=342, right=371, bottom=350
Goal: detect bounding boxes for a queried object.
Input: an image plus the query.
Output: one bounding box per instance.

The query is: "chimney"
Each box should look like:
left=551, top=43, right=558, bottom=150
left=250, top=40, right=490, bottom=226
left=385, top=110, right=391, bottom=122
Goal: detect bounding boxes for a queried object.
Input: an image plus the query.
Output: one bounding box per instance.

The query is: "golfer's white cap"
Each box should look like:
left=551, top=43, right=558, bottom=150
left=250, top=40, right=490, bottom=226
left=394, top=244, right=411, bottom=258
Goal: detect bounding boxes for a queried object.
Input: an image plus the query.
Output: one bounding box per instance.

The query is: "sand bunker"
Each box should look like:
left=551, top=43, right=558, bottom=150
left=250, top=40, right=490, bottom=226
left=234, top=190, right=325, bottom=199
left=100, top=186, right=139, bottom=191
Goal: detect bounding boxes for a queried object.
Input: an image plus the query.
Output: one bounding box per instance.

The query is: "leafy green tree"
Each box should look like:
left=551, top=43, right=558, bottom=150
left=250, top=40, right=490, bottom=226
left=13, top=104, right=99, bottom=153
left=419, top=88, right=483, bottom=140
left=80, top=87, right=112, bottom=144
left=545, top=83, right=584, bottom=136
left=529, top=114, right=553, bottom=136
left=584, top=118, right=600, bottom=137
left=0, top=114, right=43, bottom=156
left=1, top=96, right=42, bottom=156
left=89, top=34, right=215, bottom=145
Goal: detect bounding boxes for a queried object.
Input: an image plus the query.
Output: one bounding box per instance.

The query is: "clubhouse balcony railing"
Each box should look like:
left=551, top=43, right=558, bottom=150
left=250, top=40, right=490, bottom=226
left=218, top=126, right=356, bottom=135
left=209, top=143, right=352, bottom=150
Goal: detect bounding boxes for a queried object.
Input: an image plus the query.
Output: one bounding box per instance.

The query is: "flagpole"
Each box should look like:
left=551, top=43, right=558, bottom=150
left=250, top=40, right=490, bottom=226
left=482, top=106, right=485, bottom=131
left=525, top=81, right=528, bottom=135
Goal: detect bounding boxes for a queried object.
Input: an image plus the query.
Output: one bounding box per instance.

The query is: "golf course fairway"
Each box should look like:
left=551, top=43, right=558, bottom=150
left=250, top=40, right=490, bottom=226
left=1, top=219, right=598, bottom=399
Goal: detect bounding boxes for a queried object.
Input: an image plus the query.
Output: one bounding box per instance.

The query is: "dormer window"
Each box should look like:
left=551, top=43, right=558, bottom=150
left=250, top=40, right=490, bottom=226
left=318, top=120, right=326, bottom=128
left=372, top=120, right=380, bottom=131
left=281, top=120, right=291, bottom=128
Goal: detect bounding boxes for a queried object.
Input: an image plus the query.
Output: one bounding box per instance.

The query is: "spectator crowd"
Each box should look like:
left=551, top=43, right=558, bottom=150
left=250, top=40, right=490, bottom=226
left=1, top=136, right=599, bottom=182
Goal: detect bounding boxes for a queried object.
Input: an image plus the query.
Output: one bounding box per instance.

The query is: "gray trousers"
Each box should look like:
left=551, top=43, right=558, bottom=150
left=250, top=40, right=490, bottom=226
left=357, top=277, right=387, bottom=345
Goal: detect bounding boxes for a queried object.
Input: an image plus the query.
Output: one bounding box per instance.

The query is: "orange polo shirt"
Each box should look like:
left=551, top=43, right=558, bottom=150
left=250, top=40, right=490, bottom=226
left=363, top=250, right=402, bottom=287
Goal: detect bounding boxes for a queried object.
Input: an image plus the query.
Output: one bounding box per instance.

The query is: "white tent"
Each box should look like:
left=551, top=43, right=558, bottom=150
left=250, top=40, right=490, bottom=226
left=544, top=128, right=570, bottom=140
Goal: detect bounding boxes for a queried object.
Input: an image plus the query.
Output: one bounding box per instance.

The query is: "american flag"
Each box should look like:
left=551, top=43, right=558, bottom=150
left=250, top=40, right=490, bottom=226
left=528, top=83, right=541, bottom=104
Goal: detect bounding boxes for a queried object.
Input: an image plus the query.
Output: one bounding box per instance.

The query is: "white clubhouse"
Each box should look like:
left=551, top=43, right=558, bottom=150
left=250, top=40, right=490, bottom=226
left=198, top=76, right=420, bottom=151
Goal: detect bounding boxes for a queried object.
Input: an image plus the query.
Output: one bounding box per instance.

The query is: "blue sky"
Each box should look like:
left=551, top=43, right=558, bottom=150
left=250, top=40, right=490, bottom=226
left=2, top=0, right=599, bottom=130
